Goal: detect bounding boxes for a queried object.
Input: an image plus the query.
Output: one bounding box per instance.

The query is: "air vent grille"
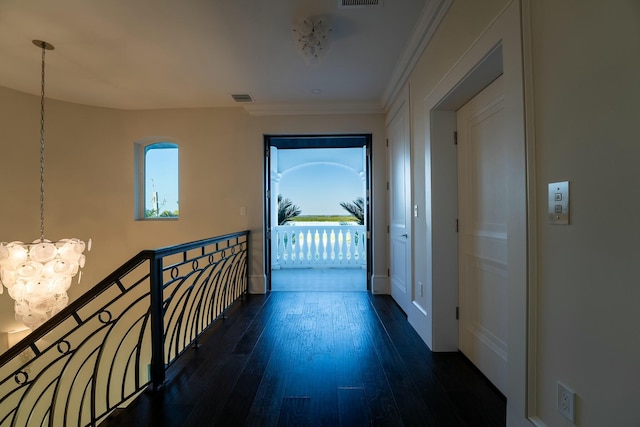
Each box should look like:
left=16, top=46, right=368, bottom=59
left=340, top=0, right=382, bottom=7
left=231, top=94, right=254, bottom=103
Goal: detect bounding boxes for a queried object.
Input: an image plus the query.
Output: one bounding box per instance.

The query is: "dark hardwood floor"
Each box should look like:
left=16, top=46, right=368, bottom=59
left=101, top=292, right=505, bottom=427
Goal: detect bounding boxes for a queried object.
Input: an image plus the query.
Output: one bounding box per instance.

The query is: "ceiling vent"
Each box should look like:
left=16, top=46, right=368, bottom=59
left=339, top=0, right=382, bottom=8
left=231, top=94, right=254, bottom=103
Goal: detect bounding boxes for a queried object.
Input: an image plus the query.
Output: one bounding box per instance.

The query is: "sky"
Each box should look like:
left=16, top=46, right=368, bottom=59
left=145, top=147, right=179, bottom=213
left=277, top=149, right=365, bottom=216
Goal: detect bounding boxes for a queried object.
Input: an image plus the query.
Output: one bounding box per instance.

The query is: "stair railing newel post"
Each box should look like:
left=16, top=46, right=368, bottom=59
left=149, top=253, right=166, bottom=391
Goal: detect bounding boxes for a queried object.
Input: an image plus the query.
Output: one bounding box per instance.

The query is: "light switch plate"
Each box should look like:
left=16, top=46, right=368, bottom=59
left=548, top=181, right=569, bottom=225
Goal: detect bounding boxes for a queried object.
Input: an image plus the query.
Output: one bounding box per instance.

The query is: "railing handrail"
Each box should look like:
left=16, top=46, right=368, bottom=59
left=0, top=230, right=250, bottom=368
left=152, top=231, right=250, bottom=258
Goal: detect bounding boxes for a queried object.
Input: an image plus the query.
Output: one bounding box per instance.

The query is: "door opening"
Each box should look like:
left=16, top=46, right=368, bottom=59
left=264, top=135, right=372, bottom=291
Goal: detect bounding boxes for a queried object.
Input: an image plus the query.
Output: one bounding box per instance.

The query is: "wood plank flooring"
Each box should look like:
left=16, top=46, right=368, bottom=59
left=101, top=292, right=505, bottom=426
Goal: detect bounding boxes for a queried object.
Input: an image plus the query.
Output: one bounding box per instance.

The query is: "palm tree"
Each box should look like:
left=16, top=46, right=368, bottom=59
left=340, top=197, right=365, bottom=225
left=278, top=194, right=302, bottom=225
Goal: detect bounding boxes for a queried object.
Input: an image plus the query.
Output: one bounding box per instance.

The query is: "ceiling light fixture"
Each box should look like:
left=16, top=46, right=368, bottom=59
left=293, top=18, right=332, bottom=63
left=0, top=40, right=91, bottom=330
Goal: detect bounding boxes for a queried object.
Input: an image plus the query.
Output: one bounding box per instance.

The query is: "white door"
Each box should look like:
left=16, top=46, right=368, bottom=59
left=388, top=95, right=412, bottom=314
left=457, top=76, right=508, bottom=394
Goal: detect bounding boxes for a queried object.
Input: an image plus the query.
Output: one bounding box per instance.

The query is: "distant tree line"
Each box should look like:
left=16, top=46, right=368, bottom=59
left=277, top=194, right=364, bottom=225
left=145, top=209, right=179, bottom=218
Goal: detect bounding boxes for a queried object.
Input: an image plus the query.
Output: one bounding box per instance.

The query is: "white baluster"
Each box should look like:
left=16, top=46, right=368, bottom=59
left=278, top=231, right=289, bottom=263
left=306, top=230, right=312, bottom=261
left=330, top=229, right=336, bottom=261
left=353, top=231, right=359, bottom=260
left=322, top=230, right=328, bottom=261
left=338, top=230, right=344, bottom=261
left=298, top=231, right=305, bottom=263
left=345, top=230, right=352, bottom=261
left=314, top=230, right=320, bottom=261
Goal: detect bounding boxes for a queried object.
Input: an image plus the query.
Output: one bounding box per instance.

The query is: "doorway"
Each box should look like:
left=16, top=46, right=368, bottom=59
left=419, top=4, right=530, bottom=418
left=264, top=135, right=372, bottom=292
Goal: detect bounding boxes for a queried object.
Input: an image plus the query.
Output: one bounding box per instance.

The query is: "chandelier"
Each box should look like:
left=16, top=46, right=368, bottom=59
left=293, top=17, right=332, bottom=63
left=0, top=40, right=90, bottom=330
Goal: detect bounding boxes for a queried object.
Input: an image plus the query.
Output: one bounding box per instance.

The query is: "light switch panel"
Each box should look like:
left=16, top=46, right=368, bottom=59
left=548, top=181, right=569, bottom=225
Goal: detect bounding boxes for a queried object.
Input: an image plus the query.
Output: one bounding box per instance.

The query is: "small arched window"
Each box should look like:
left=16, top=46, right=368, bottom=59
left=134, top=139, right=179, bottom=220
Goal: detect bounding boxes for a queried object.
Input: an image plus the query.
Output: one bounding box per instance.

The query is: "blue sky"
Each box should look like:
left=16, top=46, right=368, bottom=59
left=145, top=147, right=179, bottom=213
left=278, top=149, right=365, bottom=216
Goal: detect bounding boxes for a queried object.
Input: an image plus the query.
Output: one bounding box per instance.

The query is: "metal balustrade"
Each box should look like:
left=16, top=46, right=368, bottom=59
left=273, top=225, right=366, bottom=269
left=0, top=231, right=249, bottom=427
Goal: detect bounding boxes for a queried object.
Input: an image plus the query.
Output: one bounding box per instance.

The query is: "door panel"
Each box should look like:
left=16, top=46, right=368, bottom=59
left=457, top=76, right=508, bottom=394
left=388, top=96, right=411, bottom=313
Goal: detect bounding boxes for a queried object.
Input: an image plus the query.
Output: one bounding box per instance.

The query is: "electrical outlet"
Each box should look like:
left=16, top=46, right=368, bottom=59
left=557, top=382, right=575, bottom=423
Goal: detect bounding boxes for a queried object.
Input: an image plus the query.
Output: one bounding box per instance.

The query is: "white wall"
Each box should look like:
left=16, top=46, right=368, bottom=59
left=0, top=86, right=387, bottom=333
left=402, top=0, right=640, bottom=426
left=530, top=1, right=640, bottom=426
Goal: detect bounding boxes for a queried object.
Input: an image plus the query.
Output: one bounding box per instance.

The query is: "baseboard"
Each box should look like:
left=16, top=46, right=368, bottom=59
left=371, top=274, right=390, bottom=294
left=528, top=417, right=547, bottom=427
left=248, top=274, right=266, bottom=294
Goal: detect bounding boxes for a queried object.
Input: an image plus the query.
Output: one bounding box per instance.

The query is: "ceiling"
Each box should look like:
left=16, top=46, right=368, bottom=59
left=0, top=0, right=430, bottom=113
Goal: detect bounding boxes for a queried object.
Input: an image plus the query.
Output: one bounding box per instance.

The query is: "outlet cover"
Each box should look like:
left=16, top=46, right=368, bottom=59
left=557, top=381, right=575, bottom=423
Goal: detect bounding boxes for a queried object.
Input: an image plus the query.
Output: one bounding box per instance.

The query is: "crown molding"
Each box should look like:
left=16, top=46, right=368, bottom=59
left=381, top=0, right=453, bottom=112
left=243, top=102, right=384, bottom=116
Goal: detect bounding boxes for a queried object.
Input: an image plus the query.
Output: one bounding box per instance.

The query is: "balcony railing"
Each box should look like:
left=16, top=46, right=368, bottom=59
left=0, top=231, right=249, bottom=427
left=273, top=225, right=366, bottom=268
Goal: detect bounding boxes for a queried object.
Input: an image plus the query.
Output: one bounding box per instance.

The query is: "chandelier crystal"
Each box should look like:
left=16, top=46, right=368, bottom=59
left=0, top=40, right=90, bottom=330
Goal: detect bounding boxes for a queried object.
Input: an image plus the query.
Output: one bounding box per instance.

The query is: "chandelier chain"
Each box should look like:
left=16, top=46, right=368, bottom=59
left=39, top=44, right=46, bottom=242
left=0, top=40, right=89, bottom=330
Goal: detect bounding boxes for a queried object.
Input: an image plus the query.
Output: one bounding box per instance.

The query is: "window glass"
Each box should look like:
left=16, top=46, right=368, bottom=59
left=144, top=143, right=179, bottom=218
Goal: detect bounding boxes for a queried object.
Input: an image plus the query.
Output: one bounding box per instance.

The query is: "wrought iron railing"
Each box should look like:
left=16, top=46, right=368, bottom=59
left=0, top=231, right=249, bottom=427
left=273, top=225, right=366, bottom=269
